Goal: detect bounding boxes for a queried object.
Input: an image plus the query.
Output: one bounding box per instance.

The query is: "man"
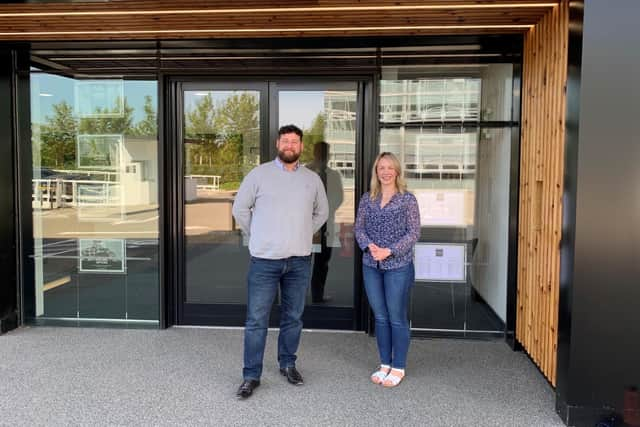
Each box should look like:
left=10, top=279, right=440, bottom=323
left=232, top=124, right=329, bottom=399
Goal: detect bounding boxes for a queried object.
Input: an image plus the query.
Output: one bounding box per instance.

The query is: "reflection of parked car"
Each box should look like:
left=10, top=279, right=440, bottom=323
left=81, top=242, right=117, bottom=259
left=33, top=167, right=57, bottom=179
left=32, top=168, right=119, bottom=208
left=33, top=167, right=91, bottom=181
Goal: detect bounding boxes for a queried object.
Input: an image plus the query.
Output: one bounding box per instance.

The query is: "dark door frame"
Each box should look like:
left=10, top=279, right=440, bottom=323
left=174, top=80, right=269, bottom=327
left=162, top=75, right=376, bottom=331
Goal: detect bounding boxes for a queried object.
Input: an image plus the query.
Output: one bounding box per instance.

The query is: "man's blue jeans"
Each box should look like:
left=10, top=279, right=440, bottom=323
left=243, top=255, right=312, bottom=381
left=362, top=262, right=414, bottom=369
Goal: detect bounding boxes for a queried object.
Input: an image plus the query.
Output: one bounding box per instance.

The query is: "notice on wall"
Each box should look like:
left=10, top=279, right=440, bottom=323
left=78, top=238, right=126, bottom=273
left=414, top=190, right=467, bottom=226
left=414, top=242, right=466, bottom=282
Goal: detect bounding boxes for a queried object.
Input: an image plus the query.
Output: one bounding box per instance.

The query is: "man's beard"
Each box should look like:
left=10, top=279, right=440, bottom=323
left=277, top=149, right=301, bottom=164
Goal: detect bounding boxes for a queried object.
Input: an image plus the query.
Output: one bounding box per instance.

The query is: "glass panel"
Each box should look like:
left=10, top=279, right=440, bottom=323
left=381, top=71, right=512, bottom=333
left=380, top=78, right=481, bottom=123
left=30, top=73, right=160, bottom=324
left=183, top=90, right=260, bottom=304
left=279, top=84, right=357, bottom=307
left=380, top=63, right=514, bottom=122
left=394, top=127, right=478, bottom=330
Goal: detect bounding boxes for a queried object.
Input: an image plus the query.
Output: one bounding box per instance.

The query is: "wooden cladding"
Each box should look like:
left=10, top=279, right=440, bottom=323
left=517, top=1, right=568, bottom=386
left=0, top=0, right=557, bottom=40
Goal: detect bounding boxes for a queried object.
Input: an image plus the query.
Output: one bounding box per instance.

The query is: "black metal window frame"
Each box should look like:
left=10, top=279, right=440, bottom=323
left=12, top=34, right=522, bottom=341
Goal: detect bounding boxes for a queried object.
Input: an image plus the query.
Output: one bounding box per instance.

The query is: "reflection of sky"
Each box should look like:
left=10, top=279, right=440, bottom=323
left=30, top=73, right=157, bottom=124
left=184, top=91, right=258, bottom=113
left=279, top=92, right=324, bottom=129
left=184, top=90, right=325, bottom=130
left=32, top=76, right=326, bottom=131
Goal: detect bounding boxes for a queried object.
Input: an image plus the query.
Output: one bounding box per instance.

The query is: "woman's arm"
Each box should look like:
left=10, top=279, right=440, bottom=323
left=354, top=195, right=373, bottom=250
left=388, top=194, right=421, bottom=258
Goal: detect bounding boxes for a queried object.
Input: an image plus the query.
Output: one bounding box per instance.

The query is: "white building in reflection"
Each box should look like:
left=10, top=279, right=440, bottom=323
left=323, top=78, right=481, bottom=184
left=324, top=90, right=357, bottom=182
left=379, top=78, right=480, bottom=183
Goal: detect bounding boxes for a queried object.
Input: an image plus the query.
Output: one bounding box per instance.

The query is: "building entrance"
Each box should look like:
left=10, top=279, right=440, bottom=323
left=175, top=79, right=364, bottom=329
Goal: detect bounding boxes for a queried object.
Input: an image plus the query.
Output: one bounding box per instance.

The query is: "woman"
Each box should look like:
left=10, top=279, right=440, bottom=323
left=354, top=152, right=420, bottom=387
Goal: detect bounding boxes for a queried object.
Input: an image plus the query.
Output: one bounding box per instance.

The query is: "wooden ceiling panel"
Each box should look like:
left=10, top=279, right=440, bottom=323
left=0, top=0, right=557, bottom=41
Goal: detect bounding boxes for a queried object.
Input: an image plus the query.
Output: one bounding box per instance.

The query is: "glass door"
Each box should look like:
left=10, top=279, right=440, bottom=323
left=272, top=81, right=360, bottom=329
left=180, top=82, right=268, bottom=325
left=177, top=80, right=363, bottom=329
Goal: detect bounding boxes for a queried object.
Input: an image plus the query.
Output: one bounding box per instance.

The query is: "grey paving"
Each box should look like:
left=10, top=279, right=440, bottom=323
left=0, top=327, right=564, bottom=427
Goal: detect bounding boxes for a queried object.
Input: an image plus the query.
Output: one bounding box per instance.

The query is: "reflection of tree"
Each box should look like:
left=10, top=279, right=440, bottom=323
left=184, top=93, right=216, bottom=169
left=34, top=96, right=156, bottom=169
left=184, top=92, right=259, bottom=188
left=38, top=102, right=77, bottom=168
left=301, top=113, right=326, bottom=165
left=78, top=97, right=134, bottom=135
left=134, top=95, right=157, bottom=137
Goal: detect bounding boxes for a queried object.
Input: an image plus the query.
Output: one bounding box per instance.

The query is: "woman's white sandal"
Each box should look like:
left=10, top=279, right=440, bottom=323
left=370, top=365, right=390, bottom=384
left=382, top=369, right=405, bottom=387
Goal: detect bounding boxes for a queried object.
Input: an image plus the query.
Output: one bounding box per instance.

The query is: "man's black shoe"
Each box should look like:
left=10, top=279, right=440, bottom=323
left=280, top=366, right=304, bottom=385
left=236, top=379, right=260, bottom=399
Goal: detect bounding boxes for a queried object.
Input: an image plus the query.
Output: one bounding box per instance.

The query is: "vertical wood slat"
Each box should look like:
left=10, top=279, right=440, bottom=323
left=547, top=4, right=558, bottom=380
left=538, top=10, right=556, bottom=372
left=553, top=1, right=568, bottom=383
left=517, top=0, right=568, bottom=387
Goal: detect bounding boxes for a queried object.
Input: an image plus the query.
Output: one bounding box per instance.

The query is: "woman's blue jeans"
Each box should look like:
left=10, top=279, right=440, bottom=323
left=363, top=262, right=414, bottom=369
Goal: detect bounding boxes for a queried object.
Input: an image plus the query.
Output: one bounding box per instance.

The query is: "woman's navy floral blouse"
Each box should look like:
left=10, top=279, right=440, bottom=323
left=354, top=191, right=421, bottom=270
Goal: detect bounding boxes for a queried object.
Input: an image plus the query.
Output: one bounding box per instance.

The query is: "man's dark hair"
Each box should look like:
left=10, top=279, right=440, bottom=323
left=278, top=124, right=303, bottom=140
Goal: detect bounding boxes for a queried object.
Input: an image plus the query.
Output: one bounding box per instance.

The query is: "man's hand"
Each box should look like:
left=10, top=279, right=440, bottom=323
left=368, top=243, right=391, bottom=262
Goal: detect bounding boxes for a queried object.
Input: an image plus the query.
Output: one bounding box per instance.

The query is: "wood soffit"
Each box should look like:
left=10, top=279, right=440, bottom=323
left=0, top=0, right=558, bottom=41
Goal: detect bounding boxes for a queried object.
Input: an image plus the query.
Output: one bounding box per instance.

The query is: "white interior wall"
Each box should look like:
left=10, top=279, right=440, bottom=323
left=472, top=128, right=510, bottom=322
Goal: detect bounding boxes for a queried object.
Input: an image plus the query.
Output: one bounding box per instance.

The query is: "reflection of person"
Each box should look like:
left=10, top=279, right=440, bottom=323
left=306, top=142, right=344, bottom=303
left=354, top=152, right=420, bottom=388
left=232, top=124, right=329, bottom=399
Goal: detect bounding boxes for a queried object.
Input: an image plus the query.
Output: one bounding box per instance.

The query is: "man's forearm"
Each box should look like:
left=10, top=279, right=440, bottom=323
left=234, top=211, right=252, bottom=235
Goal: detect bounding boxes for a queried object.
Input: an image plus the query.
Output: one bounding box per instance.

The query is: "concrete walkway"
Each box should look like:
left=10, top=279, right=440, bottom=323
left=0, top=326, right=564, bottom=426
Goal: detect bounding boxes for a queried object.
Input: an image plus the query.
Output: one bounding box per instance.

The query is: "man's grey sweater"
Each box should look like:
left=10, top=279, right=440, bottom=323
left=232, top=160, right=329, bottom=259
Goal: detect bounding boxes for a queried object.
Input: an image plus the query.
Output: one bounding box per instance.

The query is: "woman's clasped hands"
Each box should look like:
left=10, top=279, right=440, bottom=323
left=367, top=243, right=391, bottom=262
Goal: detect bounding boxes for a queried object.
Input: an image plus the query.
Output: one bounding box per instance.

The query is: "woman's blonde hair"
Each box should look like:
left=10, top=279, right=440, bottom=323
left=369, top=152, right=407, bottom=199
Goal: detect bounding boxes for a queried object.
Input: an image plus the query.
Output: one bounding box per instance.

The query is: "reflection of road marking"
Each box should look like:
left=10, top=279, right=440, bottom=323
left=45, top=249, right=78, bottom=257
left=127, top=240, right=158, bottom=246
left=113, top=215, right=159, bottom=225
left=34, top=239, right=76, bottom=251
left=43, top=276, right=71, bottom=292
left=33, top=255, right=151, bottom=261
left=59, top=231, right=158, bottom=235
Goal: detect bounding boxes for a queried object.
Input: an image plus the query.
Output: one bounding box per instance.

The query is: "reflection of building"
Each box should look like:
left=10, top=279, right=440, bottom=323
left=120, top=135, right=158, bottom=206
left=380, top=78, right=480, bottom=186
left=324, top=91, right=356, bottom=183
left=380, top=79, right=480, bottom=123
left=31, top=134, right=158, bottom=210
